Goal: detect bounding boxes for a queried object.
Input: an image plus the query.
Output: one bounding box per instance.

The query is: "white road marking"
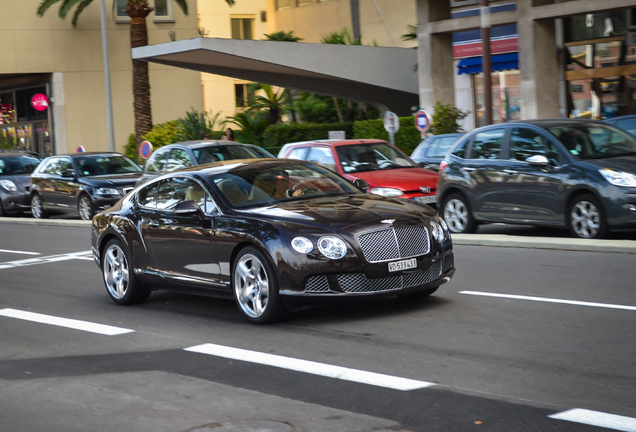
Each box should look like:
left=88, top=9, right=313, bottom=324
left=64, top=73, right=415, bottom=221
left=0, top=249, right=40, bottom=255
left=550, top=409, right=636, bottom=432
left=184, top=343, right=434, bottom=391
left=0, top=251, right=92, bottom=270
left=0, top=308, right=134, bottom=336
left=459, top=291, right=636, bottom=311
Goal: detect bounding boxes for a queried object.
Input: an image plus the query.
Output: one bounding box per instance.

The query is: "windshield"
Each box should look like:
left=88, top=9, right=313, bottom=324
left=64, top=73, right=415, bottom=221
left=76, top=155, right=142, bottom=176
left=208, top=162, right=361, bottom=208
left=0, top=155, right=42, bottom=175
left=547, top=123, right=636, bottom=159
left=335, top=142, right=419, bottom=173
left=193, top=145, right=274, bottom=165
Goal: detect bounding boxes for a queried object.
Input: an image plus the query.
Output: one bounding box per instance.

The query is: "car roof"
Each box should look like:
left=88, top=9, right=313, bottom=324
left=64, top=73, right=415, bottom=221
left=605, top=114, right=636, bottom=122
left=0, top=152, right=40, bottom=157
left=51, top=152, right=125, bottom=158
left=505, top=118, right=607, bottom=128
left=163, top=140, right=254, bottom=149
left=162, top=158, right=309, bottom=176
left=284, top=139, right=388, bottom=147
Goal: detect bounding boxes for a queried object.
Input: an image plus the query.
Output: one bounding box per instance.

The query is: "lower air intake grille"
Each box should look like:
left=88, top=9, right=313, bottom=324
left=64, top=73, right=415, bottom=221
left=336, top=260, right=442, bottom=293
left=304, top=276, right=330, bottom=292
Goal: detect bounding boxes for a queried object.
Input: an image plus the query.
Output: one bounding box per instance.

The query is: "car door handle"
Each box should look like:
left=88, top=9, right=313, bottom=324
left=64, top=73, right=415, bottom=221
left=148, top=219, right=159, bottom=227
left=462, top=167, right=476, bottom=172
left=503, top=169, right=518, bottom=175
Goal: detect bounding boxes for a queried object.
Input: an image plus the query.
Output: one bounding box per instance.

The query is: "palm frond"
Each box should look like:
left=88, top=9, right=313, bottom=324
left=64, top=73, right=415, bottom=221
left=36, top=0, right=63, bottom=16
left=224, top=0, right=235, bottom=5
left=59, top=0, right=83, bottom=19
left=172, top=0, right=188, bottom=15
left=71, top=0, right=93, bottom=27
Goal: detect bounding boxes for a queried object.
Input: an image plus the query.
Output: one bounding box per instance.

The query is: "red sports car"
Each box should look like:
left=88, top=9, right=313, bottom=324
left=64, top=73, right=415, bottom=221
left=278, top=139, right=439, bottom=205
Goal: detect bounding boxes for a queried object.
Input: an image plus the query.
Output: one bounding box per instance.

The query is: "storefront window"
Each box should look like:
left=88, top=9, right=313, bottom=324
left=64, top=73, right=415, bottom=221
left=0, top=92, right=16, bottom=125
left=473, top=70, right=521, bottom=127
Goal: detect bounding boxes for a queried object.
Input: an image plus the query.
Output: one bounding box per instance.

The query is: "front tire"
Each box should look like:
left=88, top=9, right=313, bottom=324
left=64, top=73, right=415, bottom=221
left=567, top=194, right=607, bottom=239
left=78, top=194, right=94, bottom=221
left=102, top=238, right=149, bottom=305
left=233, top=246, right=285, bottom=324
left=441, top=193, right=476, bottom=233
left=31, top=194, right=49, bottom=219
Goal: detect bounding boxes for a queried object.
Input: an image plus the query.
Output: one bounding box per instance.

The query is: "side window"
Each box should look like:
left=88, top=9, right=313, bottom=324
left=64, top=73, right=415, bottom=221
left=137, top=182, right=159, bottom=208
left=166, top=148, right=192, bottom=172
left=450, top=140, right=468, bottom=159
left=306, top=147, right=336, bottom=171
left=156, top=177, right=190, bottom=210
left=40, top=158, right=59, bottom=174
left=286, top=147, right=309, bottom=160
left=510, top=128, right=559, bottom=165
left=410, top=141, right=428, bottom=160
left=145, top=149, right=168, bottom=174
left=429, top=137, right=458, bottom=158
left=470, top=129, right=505, bottom=159
left=55, top=158, right=74, bottom=176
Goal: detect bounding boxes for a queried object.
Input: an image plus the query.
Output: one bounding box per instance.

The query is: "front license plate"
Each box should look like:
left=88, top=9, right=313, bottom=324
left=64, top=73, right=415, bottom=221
left=388, top=258, right=417, bottom=272
left=414, top=195, right=437, bottom=204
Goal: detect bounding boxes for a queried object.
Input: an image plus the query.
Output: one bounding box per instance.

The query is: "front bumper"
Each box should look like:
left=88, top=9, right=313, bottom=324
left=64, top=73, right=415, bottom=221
left=1, top=192, right=31, bottom=214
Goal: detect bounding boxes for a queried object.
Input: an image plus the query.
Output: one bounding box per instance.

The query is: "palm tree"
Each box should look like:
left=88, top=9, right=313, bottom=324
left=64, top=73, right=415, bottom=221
left=262, top=30, right=302, bottom=42
left=250, top=84, right=293, bottom=125
left=223, top=111, right=269, bottom=146
left=36, top=0, right=234, bottom=161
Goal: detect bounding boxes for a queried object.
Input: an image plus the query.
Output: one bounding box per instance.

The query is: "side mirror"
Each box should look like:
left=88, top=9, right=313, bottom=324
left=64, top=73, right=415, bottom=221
left=174, top=200, right=205, bottom=219
left=354, top=178, right=369, bottom=192
left=526, top=155, right=549, bottom=166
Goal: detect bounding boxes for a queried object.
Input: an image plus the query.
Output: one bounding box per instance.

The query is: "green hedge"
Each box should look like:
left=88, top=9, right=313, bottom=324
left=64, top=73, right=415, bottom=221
left=261, top=122, right=354, bottom=156
left=353, top=116, right=422, bottom=155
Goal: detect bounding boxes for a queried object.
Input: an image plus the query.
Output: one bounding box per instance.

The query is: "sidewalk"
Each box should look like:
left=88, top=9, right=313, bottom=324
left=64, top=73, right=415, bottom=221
left=1, top=216, right=635, bottom=254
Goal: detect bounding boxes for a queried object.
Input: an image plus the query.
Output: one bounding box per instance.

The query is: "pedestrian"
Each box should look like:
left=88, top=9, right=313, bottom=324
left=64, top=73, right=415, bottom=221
left=222, top=128, right=235, bottom=141
left=202, top=133, right=210, bottom=140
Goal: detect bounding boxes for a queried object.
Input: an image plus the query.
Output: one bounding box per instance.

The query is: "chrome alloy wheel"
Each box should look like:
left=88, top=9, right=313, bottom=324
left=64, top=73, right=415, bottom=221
left=571, top=200, right=601, bottom=238
left=103, top=243, right=130, bottom=300
left=31, top=195, right=43, bottom=219
left=79, top=195, right=93, bottom=221
left=443, top=198, right=469, bottom=232
left=234, top=253, right=270, bottom=319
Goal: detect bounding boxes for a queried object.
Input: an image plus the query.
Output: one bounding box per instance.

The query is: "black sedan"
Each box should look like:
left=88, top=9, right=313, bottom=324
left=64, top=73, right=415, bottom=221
left=31, top=152, right=142, bottom=220
left=91, top=159, right=455, bottom=324
left=0, top=152, right=43, bottom=216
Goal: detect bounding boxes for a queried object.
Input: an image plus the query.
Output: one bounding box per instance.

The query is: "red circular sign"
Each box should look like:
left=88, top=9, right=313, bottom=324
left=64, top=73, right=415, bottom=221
left=414, top=109, right=432, bottom=133
left=140, top=141, right=153, bottom=159
left=76, top=145, right=85, bottom=153
left=31, top=93, right=49, bottom=112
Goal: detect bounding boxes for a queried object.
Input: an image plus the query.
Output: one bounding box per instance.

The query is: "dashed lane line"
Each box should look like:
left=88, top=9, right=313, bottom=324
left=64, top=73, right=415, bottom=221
left=0, top=251, right=92, bottom=270
left=0, top=249, right=40, bottom=255
left=460, top=291, right=636, bottom=311
left=0, top=308, right=134, bottom=336
left=184, top=343, right=435, bottom=391
left=550, top=409, right=636, bottom=432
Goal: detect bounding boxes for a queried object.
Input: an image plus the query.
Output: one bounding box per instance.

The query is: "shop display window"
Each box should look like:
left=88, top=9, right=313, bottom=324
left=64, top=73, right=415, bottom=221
left=473, top=70, right=521, bottom=127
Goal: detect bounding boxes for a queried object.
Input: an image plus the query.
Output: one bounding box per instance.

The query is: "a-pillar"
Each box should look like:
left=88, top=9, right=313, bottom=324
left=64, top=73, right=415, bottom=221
left=517, top=0, right=560, bottom=119
left=416, top=0, right=455, bottom=113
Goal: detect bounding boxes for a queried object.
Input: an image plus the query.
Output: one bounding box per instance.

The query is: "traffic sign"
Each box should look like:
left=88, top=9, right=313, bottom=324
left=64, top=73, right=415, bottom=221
left=140, top=141, right=153, bottom=159
left=414, top=109, right=432, bottom=133
left=383, top=111, right=400, bottom=134
left=76, top=145, right=85, bottom=153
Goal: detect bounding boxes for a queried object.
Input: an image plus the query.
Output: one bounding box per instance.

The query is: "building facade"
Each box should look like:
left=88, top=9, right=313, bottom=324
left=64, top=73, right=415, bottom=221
left=0, top=0, right=203, bottom=156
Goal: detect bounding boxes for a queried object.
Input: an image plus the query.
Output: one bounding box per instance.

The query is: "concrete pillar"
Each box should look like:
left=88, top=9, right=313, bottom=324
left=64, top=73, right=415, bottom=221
left=51, top=73, right=67, bottom=155
left=416, top=0, right=455, bottom=113
left=517, top=0, right=560, bottom=119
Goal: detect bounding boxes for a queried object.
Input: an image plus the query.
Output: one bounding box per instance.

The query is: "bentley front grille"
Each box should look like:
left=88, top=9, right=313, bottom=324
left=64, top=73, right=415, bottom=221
left=357, top=226, right=430, bottom=263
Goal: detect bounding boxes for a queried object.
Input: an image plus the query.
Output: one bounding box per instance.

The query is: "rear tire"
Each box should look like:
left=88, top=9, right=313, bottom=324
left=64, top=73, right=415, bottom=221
left=441, top=193, right=476, bottom=233
left=567, top=194, right=607, bottom=239
left=102, top=238, right=150, bottom=305
left=31, top=194, right=49, bottom=219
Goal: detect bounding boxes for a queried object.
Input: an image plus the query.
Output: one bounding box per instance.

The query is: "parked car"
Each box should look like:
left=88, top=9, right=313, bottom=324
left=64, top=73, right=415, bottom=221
left=605, top=114, right=636, bottom=137
left=0, top=152, right=43, bottom=216
left=278, top=139, right=439, bottom=205
left=31, top=152, right=143, bottom=220
left=136, top=140, right=275, bottom=186
left=410, top=133, right=464, bottom=172
left=437, top=119, right=636, bottom=239
left=91, top=159, right=455, bottom=324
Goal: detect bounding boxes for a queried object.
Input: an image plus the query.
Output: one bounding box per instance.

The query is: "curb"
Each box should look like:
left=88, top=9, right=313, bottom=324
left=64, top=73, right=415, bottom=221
left=1, top=217, right=635, bottom=254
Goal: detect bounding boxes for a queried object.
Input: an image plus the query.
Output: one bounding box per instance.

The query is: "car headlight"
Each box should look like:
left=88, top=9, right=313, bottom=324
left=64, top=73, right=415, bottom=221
left=0, top=180, right=17, bottom=192
left=96, top=187, right=121, bottom=195
left=599, top=169, right=636, bottom=187
left=317, top=236, right=347, bottom=259
left=438, top=217, right=449, bottom=232
left=291, top=236, right=313, bottom=254
left=430, top=220, right=445, bottom=242
left=368, top=187, right=404, bottom=197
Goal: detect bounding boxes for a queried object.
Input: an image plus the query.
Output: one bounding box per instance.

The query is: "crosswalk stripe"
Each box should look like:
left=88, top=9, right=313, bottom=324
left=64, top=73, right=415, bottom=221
left=459, top=291, right=636, bottom=311
left=550, top=409, right=636, bottom=432
left=0, top=251, right=92, bottom=270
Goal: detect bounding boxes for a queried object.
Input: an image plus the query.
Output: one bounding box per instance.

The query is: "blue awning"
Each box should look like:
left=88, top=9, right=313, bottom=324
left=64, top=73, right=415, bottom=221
left=457, top=53, right=518, bottom=75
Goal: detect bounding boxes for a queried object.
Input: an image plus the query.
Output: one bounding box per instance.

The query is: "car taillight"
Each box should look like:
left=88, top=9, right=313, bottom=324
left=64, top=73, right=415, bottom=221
left=439, top=161, right=448, bottom=172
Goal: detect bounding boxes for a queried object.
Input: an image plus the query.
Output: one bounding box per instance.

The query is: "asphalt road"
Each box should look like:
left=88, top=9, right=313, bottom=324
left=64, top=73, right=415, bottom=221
left=0, top=223, right=635, bottom=432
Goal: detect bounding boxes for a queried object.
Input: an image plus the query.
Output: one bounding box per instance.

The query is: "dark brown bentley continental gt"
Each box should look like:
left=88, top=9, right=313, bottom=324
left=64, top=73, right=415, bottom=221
left=91, top=159, right=455, bottom=323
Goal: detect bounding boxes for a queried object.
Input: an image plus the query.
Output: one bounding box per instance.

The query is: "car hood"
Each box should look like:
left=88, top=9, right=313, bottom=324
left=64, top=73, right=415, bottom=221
left=82, top=173, right=142, bottom=187
left=346, top=167, right=439, bottom=191
left=580, top=155, right=636, bottom=173
left=1, top=174, right=31, bottom=190
left=238, top=194, right=437, bottom=232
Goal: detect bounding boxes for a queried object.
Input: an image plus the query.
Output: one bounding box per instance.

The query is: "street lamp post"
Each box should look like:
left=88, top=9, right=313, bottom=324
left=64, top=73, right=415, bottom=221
left=99, top=0, right=116, bottom=152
